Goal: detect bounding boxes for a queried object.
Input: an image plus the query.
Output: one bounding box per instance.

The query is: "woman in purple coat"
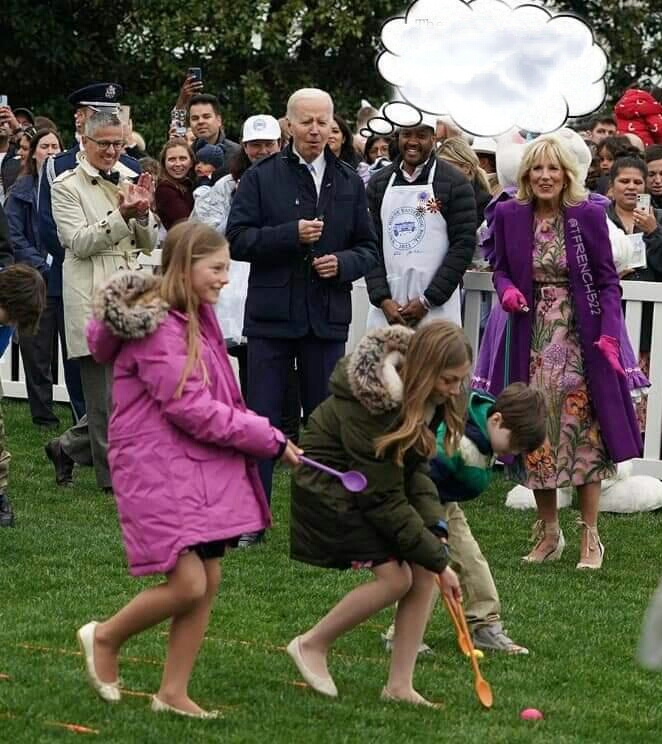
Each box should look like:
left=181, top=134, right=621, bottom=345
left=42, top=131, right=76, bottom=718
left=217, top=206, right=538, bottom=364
left=491, top=135, right=642, bottom=570
left=76, top=222, right=301, bottom=718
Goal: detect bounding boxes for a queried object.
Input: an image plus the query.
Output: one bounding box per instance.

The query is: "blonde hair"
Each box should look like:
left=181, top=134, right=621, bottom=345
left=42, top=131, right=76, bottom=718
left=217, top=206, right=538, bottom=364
left=516, top=134, right=588, bottom=206
left=438, top=137, right=491, bottom=194
left=160, top=221, right=229, bottom=397
left=375, top=321, right=472, bottom=465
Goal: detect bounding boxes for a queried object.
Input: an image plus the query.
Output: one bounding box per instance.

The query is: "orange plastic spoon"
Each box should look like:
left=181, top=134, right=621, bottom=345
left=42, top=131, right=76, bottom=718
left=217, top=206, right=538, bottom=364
left=442, top=593, right=472, bottom=656
left=449, top=594, right=494, bottom=709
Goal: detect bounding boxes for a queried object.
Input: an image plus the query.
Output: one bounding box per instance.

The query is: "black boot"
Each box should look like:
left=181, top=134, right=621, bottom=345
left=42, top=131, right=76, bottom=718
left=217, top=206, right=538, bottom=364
left=44, top=439, right=74, bottom=486
left=0, top=493, right=15, bottom=527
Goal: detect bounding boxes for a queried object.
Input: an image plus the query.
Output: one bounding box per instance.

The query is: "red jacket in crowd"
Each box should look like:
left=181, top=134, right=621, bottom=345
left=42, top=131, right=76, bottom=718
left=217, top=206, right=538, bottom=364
left=154, top=179, right=194, bottom=230
left=614, top=88, right=662, bottom=147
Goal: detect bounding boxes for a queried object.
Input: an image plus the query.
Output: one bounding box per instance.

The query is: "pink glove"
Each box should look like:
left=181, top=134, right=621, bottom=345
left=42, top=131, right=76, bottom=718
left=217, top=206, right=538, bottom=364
left=501, top=287, right=529, bottom=313
left=594, top=335, right=625, bottom=376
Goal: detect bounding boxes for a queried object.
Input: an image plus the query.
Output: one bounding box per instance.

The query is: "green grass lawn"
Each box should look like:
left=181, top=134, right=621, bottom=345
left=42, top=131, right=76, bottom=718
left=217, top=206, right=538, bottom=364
left=1, top=399, right=661, bottom=743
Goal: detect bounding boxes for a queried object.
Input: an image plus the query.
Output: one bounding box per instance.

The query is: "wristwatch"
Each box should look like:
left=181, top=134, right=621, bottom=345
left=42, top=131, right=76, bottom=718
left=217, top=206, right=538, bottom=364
left=419, top=295, right=432, bottom=312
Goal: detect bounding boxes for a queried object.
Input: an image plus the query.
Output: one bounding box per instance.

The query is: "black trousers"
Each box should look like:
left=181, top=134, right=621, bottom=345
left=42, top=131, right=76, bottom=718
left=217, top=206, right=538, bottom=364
left=18, top=295, right=86, bottom=426
left=247, top=335, right=344, bottom=504
left=228, top=342, right=301, bottom=443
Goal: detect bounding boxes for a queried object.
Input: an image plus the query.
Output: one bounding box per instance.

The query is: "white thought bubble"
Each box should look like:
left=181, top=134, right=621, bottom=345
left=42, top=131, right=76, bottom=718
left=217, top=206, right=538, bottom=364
left=375, top=0, right=608, bottom=137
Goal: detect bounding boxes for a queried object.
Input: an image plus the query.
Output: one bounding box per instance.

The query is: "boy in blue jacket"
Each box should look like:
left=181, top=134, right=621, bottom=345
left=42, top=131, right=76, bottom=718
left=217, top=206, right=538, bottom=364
left=384, top=382, right=546, bottom=655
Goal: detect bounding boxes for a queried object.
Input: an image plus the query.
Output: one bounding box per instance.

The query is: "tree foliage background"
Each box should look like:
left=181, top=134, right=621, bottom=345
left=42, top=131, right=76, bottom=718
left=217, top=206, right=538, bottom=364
left=1, top=0, right=660, bottom=152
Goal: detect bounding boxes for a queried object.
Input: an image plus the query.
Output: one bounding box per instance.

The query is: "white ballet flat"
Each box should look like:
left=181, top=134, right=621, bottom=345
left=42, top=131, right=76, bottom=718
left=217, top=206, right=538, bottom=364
left=76, top=621, right=121, bottom=703
left=286, top=636, right=338, bottom=697
left=151, top=695, right=221, bottom=719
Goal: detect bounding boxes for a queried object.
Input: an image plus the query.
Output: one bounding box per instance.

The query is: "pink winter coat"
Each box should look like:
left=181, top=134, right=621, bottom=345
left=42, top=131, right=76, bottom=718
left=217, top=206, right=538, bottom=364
left=614, top=89, right=662, bottom=147
left=86, top=271, right=283, bottom=576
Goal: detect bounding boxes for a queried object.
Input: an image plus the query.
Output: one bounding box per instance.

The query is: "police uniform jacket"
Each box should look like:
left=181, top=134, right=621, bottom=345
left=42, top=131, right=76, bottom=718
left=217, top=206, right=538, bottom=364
left=51, top=156, right=157, bottom=358
left=225, top=145, right=378, bottom=342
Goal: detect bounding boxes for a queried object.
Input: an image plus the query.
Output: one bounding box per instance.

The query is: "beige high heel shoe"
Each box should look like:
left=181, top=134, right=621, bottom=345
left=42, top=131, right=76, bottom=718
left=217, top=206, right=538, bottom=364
left=576, top=519, right=604, bottom=570
left=522, top=520, right=565, bottom=563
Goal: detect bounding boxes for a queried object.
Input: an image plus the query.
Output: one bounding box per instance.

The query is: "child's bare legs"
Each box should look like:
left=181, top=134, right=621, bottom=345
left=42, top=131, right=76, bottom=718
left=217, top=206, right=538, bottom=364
left=157, top=558, right=221, bottom=713
left=385, top=564, right=437, bottom=704
left=93, top=552, right=219, bottom=712
left=298, top=561, right=412, bottom=679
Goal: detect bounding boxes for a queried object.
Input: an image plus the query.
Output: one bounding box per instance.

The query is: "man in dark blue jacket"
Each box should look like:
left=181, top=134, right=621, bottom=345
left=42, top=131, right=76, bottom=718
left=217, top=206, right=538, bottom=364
left=39, top=83, right=141, bottom=486
left=226, top=88, right=378, bottom=520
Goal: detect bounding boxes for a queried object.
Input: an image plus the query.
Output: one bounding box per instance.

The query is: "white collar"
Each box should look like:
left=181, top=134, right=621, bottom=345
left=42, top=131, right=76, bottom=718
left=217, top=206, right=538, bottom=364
left=292, top=145, right=326, bottom=174
left=399, top=161, right=424, bottom=183
left=399, top=155, right=433, bottom=184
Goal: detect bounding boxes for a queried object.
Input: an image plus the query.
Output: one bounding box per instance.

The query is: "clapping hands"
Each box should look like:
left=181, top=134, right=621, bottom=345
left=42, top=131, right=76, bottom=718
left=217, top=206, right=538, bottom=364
left=119, top=174, right=152, bottom=221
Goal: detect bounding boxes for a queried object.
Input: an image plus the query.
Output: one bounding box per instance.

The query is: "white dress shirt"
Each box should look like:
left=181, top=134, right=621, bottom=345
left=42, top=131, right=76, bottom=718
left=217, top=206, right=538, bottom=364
left=293, top=145, right=326, bottom=197
left=399, top=156, right=433, bottom=184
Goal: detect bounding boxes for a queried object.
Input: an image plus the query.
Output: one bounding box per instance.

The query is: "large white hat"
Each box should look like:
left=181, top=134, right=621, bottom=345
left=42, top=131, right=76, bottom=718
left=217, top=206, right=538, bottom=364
left=471, top=136, right=497, bottom=155
left=242, top=115, right=281, bottom=143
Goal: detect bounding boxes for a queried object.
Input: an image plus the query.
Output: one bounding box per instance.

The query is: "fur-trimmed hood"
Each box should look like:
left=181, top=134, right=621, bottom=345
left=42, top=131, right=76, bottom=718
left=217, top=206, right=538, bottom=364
left=93, top=270, right=170, bottom=340
left=330, top=325, right=414, bottom=415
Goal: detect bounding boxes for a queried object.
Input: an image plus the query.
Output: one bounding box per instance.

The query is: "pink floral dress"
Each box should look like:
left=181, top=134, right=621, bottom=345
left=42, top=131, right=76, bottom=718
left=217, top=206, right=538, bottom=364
left=510, top=216, right=616, bottom=489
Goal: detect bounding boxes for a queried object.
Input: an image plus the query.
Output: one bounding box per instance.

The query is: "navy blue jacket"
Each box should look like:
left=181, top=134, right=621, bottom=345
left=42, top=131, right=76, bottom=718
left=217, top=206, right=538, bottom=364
left=38, top=143, right=141, bottom=297
left=225, top=145, right=378, bottom=341
left=0, top=203, right=13, bottom=268
left=6, top=174, right=48, bottom=274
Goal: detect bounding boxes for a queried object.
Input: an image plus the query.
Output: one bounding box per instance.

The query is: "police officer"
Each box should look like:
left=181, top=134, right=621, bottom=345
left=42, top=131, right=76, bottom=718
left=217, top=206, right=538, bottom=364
left=39, top=83, right=141, bottom=488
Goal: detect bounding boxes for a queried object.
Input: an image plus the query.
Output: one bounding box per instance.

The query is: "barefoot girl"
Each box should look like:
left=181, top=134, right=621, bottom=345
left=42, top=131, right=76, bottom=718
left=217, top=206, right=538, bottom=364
left=78, top=222, right=300, bottom=717
left=288, top=321, right=467, bottom=707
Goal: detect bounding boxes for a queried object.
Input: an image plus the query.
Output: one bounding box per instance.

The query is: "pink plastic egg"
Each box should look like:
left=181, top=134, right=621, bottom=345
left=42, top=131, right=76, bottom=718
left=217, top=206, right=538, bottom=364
left=520, top=708, right=544, bottom=721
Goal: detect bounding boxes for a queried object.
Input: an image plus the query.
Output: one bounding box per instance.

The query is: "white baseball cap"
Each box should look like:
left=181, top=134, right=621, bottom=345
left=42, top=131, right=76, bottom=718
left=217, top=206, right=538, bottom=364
left=242, top=115, right=281, bottom=143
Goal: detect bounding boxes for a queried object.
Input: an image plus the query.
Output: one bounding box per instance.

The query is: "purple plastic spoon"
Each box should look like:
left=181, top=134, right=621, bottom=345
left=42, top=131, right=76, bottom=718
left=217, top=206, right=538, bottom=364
left=299, top=455, right=368, bottom=493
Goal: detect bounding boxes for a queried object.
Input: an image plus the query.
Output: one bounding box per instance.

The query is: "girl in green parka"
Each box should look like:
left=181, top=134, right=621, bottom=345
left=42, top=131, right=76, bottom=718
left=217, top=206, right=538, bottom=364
left=288, top=321, right=471, bottom=707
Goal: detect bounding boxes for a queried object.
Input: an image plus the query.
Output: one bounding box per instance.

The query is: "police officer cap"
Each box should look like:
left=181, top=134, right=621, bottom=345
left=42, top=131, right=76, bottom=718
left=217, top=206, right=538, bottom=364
left=67, top=83, right=124, bottom=111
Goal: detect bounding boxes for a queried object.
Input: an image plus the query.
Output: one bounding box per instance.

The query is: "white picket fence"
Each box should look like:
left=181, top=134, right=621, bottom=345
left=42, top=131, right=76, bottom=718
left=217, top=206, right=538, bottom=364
left=4, top=261, right=661, bottom=477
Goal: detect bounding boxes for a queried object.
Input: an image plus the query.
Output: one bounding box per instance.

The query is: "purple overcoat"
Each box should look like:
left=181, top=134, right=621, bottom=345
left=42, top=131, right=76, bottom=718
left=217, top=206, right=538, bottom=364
left=489, top=198, right=642, bottom=463
left=475, top=191, right=649, bottom=396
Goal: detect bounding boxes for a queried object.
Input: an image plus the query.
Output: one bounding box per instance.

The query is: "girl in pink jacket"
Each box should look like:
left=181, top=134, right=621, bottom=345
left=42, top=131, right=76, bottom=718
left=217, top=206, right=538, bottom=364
left=77, top=221, right=301, bottom=718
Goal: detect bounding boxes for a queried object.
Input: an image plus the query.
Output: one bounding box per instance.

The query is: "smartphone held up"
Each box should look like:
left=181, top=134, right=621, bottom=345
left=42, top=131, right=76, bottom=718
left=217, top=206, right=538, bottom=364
left=188, top=67, right=202, bottom=84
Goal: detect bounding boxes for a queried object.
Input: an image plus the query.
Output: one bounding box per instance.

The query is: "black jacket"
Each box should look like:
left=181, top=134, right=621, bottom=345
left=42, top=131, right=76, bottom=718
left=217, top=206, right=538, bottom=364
left=0, top=202, right=14, bottom=268
left=365, top=155, right=477, bottom=309
left=226, top=145, right=378, bottom=341
left=1, top=153, right=21, bottom=197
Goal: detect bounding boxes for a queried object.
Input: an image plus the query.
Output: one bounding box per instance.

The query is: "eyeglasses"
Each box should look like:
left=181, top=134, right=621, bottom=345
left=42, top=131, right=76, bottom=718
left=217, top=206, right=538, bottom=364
left=86, top=136, right=126, bottom=151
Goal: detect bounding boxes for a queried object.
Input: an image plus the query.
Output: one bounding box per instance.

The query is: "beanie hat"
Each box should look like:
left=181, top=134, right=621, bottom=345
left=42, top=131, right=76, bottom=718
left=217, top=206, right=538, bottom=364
left=195, top=144, right=225, bottom=170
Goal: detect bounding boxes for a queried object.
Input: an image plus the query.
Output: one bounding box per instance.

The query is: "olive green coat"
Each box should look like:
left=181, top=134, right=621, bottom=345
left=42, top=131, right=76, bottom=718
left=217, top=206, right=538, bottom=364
left=291, top=325, right=449, bottom=574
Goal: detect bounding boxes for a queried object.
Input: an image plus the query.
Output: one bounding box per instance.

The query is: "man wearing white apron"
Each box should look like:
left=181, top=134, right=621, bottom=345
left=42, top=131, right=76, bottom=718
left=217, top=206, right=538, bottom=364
left=366, top=124, right=477, bottom=329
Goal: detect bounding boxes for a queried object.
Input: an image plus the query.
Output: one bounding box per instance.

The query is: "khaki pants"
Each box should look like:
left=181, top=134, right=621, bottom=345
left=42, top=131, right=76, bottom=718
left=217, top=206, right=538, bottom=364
left=0, top=380, right=10, bottom=492
left=383, top=501, right=502, bottom=644
left=441, top=501, right=500, bottom=628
